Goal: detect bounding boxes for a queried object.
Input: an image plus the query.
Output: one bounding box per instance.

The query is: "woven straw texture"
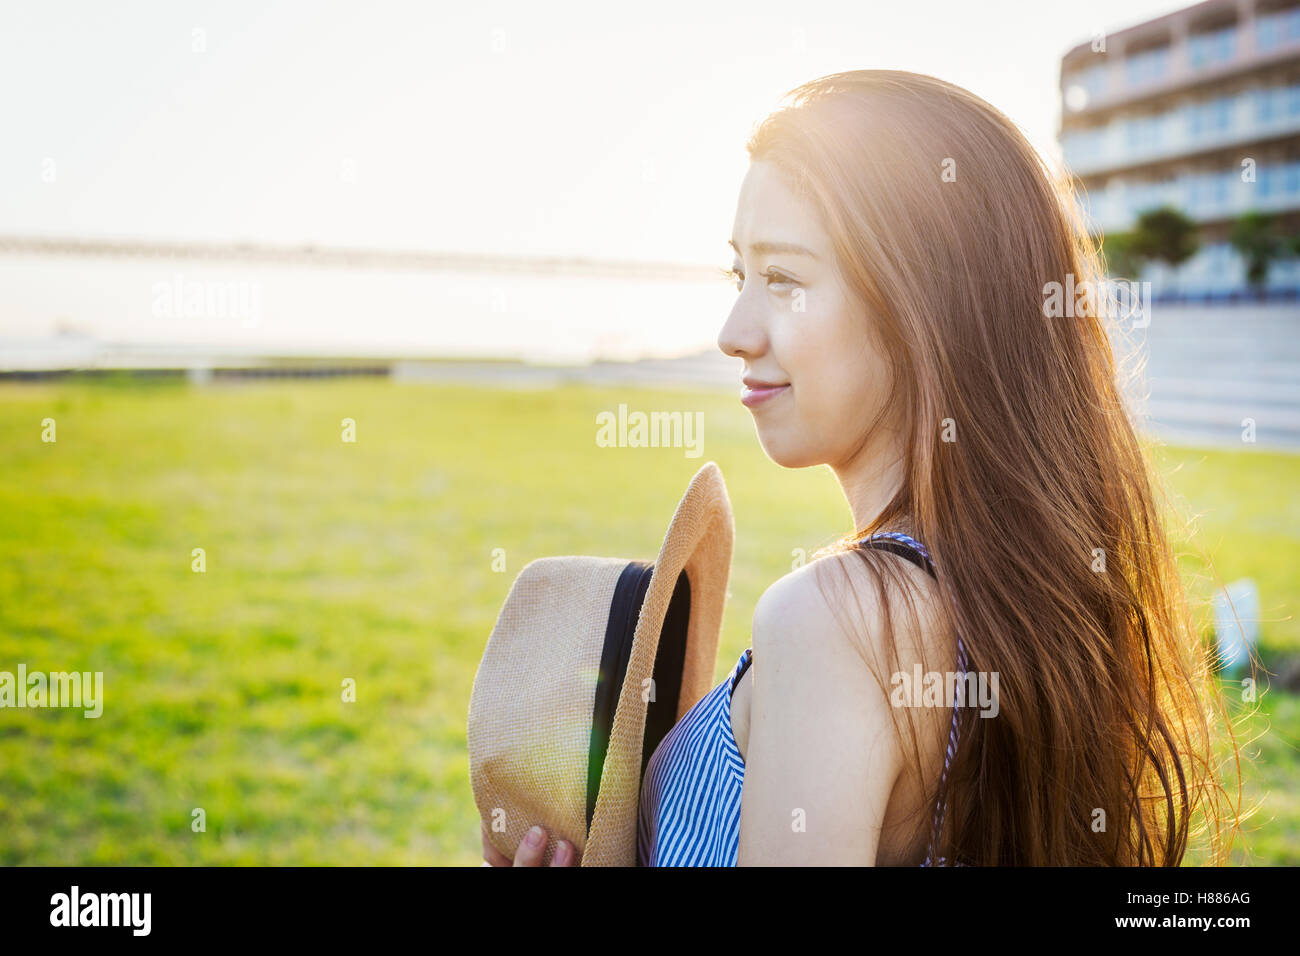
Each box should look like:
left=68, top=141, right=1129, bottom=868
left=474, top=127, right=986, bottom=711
left=467, top=462, right=734, bottom=866
left=468, top=556, right=625, bottom=865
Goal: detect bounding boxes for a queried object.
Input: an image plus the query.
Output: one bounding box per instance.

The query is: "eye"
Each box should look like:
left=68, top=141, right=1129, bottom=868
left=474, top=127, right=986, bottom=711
left=763, top=269, right=796, bottom=290
left=718, top=265, right=797, bottom=293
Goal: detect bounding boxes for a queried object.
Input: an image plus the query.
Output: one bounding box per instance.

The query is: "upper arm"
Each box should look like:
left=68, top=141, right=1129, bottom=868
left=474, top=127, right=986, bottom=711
left=736, top=550, right=944, bottom=866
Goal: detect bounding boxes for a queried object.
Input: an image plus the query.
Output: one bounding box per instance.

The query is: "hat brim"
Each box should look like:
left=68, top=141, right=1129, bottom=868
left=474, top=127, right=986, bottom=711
left=581, top=461, right=734, bottom=866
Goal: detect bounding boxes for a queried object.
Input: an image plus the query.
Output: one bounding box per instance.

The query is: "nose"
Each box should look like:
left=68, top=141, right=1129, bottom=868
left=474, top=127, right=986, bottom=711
left=717, top=295, right=766, bottom=360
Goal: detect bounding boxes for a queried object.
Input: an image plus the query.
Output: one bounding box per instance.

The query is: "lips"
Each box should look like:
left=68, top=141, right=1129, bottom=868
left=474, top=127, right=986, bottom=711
left=740, top=380, right=790, bottom=408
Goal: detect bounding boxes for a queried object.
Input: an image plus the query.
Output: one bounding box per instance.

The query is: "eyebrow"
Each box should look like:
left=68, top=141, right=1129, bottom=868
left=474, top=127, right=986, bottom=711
left=728, top=238, right=818, bottom=258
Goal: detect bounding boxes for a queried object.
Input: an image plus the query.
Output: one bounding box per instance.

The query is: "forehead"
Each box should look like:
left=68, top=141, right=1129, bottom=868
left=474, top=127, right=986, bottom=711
left=731, top=160, right=829, bottom=255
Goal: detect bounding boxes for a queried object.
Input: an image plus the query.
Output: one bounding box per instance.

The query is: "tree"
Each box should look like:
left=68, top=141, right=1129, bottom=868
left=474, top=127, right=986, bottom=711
left=1099, top=230, right=1145, bottom=280
left=1130, top=206, right=1200, bottom=269
left=1229, top=211, right=1294, bottom=295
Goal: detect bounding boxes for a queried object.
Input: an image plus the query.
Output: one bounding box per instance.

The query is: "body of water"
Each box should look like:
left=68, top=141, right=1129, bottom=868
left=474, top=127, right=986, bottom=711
left=0, top=254, right=736, bottom=366
left=3, top=253, right=1298, bottom=450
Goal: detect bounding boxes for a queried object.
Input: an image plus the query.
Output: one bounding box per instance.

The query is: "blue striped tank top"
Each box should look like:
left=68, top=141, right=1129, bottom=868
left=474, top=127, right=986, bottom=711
left=637, top=531, right=968, bottom=867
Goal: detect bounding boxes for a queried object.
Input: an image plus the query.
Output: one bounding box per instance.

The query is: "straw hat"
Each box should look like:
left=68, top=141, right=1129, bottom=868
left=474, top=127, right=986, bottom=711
left=468, top=461, right=734, bottom=866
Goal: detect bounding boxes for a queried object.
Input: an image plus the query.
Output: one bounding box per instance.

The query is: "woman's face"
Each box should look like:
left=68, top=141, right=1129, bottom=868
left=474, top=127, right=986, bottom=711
left=718, top=160, right=899, bottom=473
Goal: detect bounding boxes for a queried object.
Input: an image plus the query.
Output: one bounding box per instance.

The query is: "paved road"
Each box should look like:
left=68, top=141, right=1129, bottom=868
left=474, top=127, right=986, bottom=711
left=1116, top=304, right=1300, bottom=450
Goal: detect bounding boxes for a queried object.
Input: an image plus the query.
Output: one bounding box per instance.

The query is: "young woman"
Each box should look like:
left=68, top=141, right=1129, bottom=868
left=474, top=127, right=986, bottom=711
left=486, top=69, right=1239, bottom=867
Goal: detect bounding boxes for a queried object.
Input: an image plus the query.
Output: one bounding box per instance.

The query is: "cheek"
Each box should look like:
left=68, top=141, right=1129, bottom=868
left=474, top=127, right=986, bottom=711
left=808, top=362, right=882, bottom=439
left=780, top=300, right=883, bottom=421
left=785, top=299, right=878, bottom=390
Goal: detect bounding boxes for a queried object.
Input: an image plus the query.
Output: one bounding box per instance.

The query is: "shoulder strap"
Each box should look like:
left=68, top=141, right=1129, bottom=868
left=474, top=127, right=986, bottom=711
left=736, top=536, right=948, bottom=703
left=857, top=532, right=972, bottom=864
left=855, top=533, right=937, bottom=579
left=855, top=532, right=962, bottom=664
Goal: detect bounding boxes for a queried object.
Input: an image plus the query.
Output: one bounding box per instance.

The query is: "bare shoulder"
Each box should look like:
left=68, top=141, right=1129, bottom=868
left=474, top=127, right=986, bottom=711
left=737, top=544, right=955, bottom=863
left=751, top=545, right=954, bottom=682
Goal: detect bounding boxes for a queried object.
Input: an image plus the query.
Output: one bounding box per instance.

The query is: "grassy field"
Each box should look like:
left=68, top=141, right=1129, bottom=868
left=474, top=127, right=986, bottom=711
left=0, top=377, right=1295, bottom=864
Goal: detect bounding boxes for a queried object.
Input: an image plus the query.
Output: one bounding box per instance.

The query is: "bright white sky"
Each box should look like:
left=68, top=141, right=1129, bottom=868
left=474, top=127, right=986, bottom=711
left=0, top=0, right=1188, bottom=267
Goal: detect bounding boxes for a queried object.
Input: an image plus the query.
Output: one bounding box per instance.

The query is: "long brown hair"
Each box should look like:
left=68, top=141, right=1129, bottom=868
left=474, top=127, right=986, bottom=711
left=747, top=70, right=1242, bottom=865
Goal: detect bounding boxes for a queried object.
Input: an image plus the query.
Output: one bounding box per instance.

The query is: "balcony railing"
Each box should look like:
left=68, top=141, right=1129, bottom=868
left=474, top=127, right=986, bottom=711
left=1078, top=160, right=1300, bottom=232
left=1061, top=7, right=1300, bottom=114
left=1062, top=83, right=1300, bottom=177
left=1113, top=240, right=1300, bottom=298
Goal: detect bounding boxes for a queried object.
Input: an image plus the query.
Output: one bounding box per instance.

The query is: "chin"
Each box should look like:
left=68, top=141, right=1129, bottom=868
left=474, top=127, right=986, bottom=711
left=754, top=425, right=826, bottom=470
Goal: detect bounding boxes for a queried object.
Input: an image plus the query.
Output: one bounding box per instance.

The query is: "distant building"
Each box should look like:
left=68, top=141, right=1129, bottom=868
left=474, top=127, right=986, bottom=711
left=1059, top=0, right=1300, bottom=299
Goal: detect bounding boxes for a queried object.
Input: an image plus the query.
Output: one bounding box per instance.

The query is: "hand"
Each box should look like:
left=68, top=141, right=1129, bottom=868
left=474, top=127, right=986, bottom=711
left=481, top=822, right=579, bottom=867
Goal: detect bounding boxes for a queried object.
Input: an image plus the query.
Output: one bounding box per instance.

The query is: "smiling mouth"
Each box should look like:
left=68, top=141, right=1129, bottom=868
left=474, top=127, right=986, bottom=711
left=740, top=383, right=790, bottom=408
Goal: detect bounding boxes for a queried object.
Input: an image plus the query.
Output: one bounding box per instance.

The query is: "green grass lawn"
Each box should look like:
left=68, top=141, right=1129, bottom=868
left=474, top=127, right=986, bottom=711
left=0, top=378, right=1295, bottom=864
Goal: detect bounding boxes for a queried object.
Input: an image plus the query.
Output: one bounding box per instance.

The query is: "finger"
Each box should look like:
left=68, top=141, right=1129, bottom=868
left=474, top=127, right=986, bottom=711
left=512, top=825, right=548, bottom=867
left=550, top=840, right=579, bottom=867
left=481, top=823, right=513, bottom=867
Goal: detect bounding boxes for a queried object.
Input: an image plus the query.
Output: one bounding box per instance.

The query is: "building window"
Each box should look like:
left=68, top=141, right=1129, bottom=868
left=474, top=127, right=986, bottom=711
left=1257, top=86, right=1278, bottom=123
left=1062, top=129, right=1096, bottom=167
left=1212, top=96, right=1233, bottom=132
left=1257, top=7, right=1300, bottom=51
left=1188, top=26, right=1237, bottom=70
left=1256, top=161, right=1300, bottom=199
left=1082, top=63, right=1107, bottom=97
left=1125, top=46, right=1170, bottom=86
left=1187, top=95, right=1235, bottom=139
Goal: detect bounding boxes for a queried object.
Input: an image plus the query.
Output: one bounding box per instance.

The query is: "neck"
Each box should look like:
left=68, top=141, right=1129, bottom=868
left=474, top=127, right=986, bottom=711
left=830, top=433, right=908, bottom=537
